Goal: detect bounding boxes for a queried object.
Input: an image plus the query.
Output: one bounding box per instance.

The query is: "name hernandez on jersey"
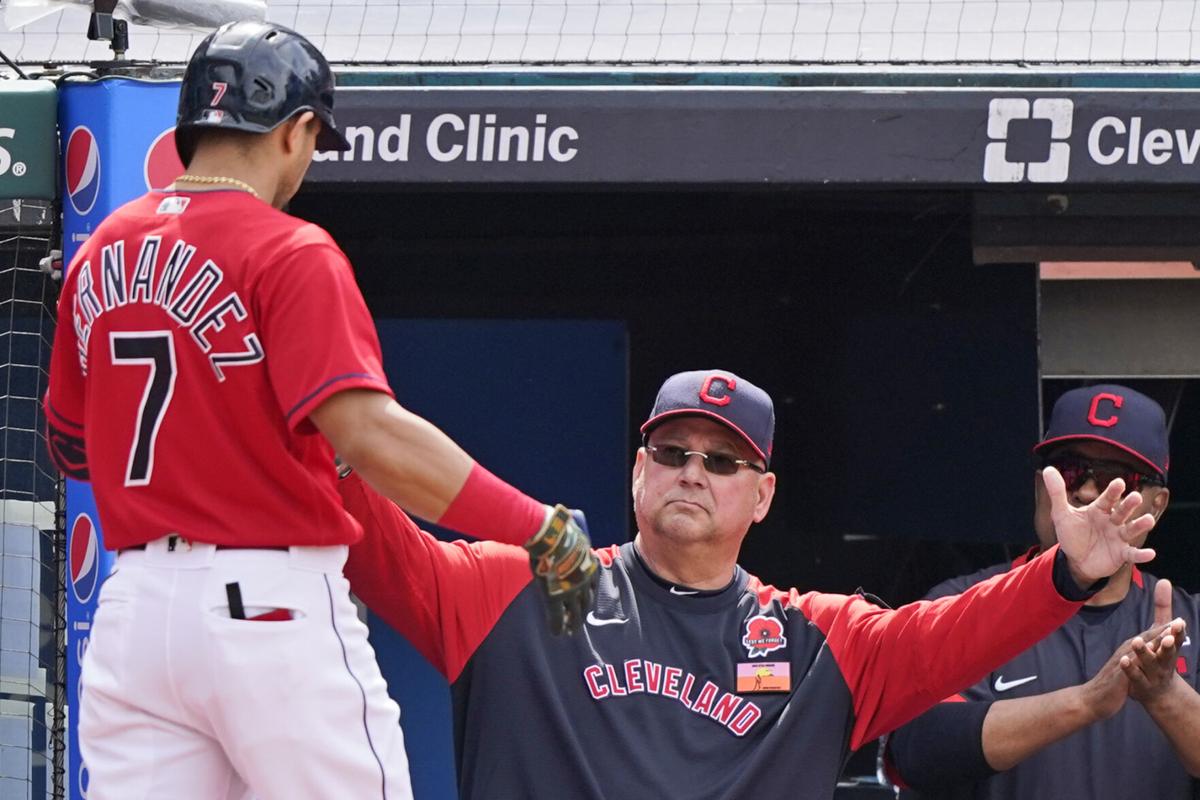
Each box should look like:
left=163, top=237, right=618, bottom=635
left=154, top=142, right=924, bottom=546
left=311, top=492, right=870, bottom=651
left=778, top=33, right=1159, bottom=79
left=46, top=190, right=394, bottom=550
left=70, top=234, right=263, bottom=381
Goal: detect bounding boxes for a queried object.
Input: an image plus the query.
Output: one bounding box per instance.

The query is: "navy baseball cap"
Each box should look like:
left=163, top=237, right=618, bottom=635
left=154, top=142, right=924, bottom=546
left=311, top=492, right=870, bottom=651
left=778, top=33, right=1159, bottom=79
left=640, top=370, right=774, bottom=466
left=1033, top=384, right=1169, bottom=481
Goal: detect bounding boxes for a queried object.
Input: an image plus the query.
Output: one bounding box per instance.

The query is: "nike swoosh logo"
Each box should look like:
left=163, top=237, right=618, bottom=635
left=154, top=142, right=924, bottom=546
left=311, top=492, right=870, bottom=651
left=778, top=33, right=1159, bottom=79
left=994, top=674, right=1038, bottom=692
left=586, top=611, right=629, bottom=627
left=1184, top=635, right=1192, bottom=647
left=670, top=586, right=699, bottom=596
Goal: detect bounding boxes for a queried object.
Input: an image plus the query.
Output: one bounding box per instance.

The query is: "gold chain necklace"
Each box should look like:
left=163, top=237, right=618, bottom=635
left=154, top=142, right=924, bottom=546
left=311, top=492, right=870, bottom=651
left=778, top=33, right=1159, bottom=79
left=173, top=174, right=260, bottom=199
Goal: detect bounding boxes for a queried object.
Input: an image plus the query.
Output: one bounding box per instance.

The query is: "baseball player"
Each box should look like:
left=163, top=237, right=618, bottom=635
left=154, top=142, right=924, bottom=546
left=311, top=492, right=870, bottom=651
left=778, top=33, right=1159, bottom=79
left=44, top=21, right=595, bottom=800
left=886, top=384, right=1200, bottom=799
left=338, top=369, right=1162, bottom=800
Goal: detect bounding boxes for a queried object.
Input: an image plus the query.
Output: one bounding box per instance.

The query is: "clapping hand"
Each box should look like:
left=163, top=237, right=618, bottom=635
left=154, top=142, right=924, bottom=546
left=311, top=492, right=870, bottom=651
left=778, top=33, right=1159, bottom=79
left=1121, top=578, right=1187, bottom=707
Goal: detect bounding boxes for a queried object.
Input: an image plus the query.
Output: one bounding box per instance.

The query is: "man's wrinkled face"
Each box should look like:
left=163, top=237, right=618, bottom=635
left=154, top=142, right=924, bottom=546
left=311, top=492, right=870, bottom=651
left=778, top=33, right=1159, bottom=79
left=1033, top=439, right=1168, bottom=550
left=632, top=417, right=774, bottom=547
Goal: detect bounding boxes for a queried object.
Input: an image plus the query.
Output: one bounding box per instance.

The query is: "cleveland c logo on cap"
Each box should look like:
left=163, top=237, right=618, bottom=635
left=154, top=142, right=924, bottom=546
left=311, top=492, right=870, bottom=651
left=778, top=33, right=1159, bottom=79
left=699, top=375, right=736, bottom=407
left=1087, top=392, right=1123, bottom=427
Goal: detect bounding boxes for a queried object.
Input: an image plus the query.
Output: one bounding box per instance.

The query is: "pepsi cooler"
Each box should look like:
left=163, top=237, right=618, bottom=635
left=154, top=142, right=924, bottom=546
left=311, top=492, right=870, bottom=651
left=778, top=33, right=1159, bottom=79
left=59, top=77, right=184, bottom=799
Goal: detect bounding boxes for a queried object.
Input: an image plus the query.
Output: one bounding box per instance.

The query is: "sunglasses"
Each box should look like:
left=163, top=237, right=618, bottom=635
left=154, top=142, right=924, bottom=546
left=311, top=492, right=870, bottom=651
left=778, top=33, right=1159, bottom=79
left=645, top=444, right=766, bottom=476
left=1040, top=455, right=1164, bottom=495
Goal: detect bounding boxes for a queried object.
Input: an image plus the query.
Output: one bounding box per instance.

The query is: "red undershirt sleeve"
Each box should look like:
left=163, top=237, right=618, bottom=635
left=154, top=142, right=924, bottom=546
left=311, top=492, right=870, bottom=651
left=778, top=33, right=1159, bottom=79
left=436, top=461, right=548, bottom=546
left=339, top=473, right=533, bottom=682
left=798, top=544, right=1082, bottom=750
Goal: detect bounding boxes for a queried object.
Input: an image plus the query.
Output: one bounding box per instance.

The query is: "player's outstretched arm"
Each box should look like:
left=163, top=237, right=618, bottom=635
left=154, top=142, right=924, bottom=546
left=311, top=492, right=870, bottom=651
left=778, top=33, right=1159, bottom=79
left=803, top=472, right=1160, bottom=751
left=313, top=389, right=480, bottom=524
left=338, top=471, right=534, bottom=680
left=1120, top=580, right=1200, bottom=777
left=313, top=389, right=598, bottom=634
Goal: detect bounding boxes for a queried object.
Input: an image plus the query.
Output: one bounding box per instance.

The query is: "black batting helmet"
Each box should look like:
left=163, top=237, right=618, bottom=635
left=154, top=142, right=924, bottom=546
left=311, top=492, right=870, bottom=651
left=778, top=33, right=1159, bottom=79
left=175, top=20, right=351, bottom=166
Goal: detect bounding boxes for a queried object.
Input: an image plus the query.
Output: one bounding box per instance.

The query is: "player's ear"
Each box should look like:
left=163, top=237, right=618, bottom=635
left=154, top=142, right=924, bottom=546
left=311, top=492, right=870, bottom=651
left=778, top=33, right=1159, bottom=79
left=283, top=111, right=318, bottom=155
left=1151, top=486, right=1170, bottom=519
left=631, top=447, right=647, bottom=497
left=752, top=471, right=775, bottom=523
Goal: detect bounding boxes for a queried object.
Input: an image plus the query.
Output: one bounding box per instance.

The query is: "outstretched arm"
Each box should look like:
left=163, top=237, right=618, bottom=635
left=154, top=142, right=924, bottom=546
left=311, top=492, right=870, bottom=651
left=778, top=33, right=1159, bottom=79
left=312, top=389, right=547, bottom=544
left=807, top=466, right=1158, bottom=750
left=339, top=471, right=533, bottom=682
left=322, top=403, right=600, bottom=638
left=803, top=547, right=1083, bottom=750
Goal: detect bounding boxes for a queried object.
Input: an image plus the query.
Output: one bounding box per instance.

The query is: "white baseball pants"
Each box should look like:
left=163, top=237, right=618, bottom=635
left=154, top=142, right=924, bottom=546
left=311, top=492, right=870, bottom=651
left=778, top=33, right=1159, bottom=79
left=79, top=537, right=414, bottom=800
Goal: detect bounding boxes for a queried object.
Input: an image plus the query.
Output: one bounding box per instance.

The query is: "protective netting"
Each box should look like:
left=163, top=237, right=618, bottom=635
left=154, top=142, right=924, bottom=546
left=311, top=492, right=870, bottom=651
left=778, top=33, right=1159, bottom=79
left=2, top=1, right=1200, bottom=66
left=0, top=198, right=64, bottom=800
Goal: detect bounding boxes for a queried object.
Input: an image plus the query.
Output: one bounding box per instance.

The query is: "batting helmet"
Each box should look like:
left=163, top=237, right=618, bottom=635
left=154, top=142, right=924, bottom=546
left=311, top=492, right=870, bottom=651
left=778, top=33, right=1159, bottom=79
left=175, top=20, right=351, bottom=166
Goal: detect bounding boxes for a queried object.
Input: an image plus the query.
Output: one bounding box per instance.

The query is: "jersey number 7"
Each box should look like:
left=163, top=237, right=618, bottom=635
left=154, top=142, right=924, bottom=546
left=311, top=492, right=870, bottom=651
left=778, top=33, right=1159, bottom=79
left=110, top=331, right=177, bottom=486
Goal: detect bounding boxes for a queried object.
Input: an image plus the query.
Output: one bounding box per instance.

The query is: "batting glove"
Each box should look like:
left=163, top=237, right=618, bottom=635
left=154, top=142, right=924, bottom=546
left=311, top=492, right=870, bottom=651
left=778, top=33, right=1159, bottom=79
left=524, top=504, right=598, bottom=636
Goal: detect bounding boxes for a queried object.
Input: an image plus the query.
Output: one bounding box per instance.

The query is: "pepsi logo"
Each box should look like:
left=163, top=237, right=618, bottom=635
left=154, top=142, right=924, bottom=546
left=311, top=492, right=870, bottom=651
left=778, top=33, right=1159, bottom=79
left=69, top=513, right=100, bottom=604
left=144, top=127, right=184, bottom=191
left=65, top=126, right=101, bottom=216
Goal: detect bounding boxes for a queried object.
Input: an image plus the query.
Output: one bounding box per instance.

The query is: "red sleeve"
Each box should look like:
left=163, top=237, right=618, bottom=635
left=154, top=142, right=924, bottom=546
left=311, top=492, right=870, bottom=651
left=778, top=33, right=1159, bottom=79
left=797, top=544, right=1081, bottom=750
left=45, top=263, right=89, bottom=479
left=252, top=242, right=393, bottom=432
left=339, top=472, right=533, bottom=682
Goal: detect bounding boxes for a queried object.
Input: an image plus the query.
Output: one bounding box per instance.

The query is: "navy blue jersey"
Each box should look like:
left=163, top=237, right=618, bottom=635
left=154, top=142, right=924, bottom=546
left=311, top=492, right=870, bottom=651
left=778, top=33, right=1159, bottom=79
left=889, top=547, right=1200, bottom=800
left=340, top=478, right=1091, bottom=800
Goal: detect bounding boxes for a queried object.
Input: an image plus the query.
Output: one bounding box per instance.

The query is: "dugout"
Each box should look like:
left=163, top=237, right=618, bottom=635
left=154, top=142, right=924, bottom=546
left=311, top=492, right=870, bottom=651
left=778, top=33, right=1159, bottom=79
left=292, top=68, right=1200, bottom=597
left=283, top=68, right=1200, bottom=794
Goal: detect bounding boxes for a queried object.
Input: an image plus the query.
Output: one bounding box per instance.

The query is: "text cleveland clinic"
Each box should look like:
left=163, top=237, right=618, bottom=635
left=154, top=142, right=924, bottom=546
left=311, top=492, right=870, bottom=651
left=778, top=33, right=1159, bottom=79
left=1088, top=115, right=1200, bottom=165
left=312, top=113, right=580, bottom=164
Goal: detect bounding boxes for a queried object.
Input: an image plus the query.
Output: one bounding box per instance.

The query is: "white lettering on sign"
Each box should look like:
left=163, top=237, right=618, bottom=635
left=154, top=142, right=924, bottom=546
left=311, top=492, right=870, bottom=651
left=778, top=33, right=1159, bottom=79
left=1088, top=115, right=1200, bottom=167
left=314, top=113, right=579, bottom=164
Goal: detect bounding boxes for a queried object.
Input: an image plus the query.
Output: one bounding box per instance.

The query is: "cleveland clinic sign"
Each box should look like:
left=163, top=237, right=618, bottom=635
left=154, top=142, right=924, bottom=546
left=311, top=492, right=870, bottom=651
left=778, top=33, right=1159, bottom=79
left=313, top=112, right=580, bottom=166
left=984, top=96, right=1200, bottom=183
left=305, top=86, right=1200, bottom=187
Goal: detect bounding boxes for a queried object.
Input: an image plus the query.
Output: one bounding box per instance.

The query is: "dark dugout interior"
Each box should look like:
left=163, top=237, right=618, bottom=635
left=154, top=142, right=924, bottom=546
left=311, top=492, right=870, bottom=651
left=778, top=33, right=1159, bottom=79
left=291, top=187, right=1200, bottom=607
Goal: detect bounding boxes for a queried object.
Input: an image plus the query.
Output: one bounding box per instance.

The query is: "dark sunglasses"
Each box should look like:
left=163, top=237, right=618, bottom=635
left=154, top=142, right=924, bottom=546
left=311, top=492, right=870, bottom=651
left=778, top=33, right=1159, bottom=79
left=1040, top=455, right=1164, bottom=495
left=645, top=444, right=766, bottom=476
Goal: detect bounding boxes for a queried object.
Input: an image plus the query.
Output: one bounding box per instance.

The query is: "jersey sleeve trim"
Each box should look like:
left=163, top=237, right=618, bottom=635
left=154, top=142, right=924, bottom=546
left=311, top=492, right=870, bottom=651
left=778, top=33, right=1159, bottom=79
left=285, top=373, right=393, bottom=429
left=798, top=544, right=1083, bottom=750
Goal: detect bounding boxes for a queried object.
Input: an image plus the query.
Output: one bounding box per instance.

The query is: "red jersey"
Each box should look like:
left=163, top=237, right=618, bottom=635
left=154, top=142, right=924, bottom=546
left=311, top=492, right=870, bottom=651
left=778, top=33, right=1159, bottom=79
left=45, top=189, right=393, bottom=550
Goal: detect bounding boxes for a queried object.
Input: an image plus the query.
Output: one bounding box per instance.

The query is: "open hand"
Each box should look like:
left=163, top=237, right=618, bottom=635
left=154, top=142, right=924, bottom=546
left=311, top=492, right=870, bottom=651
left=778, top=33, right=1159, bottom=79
left=1043, top=466, right=1157, bottom=588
